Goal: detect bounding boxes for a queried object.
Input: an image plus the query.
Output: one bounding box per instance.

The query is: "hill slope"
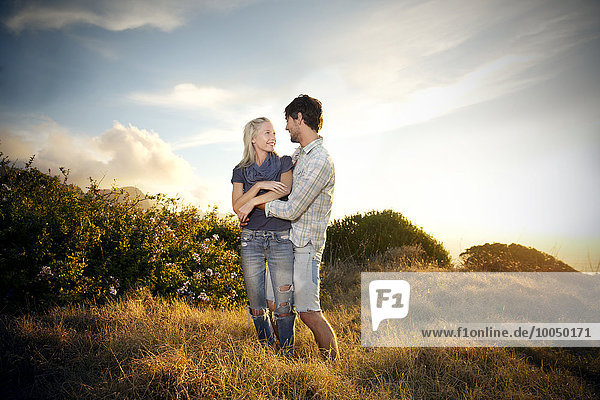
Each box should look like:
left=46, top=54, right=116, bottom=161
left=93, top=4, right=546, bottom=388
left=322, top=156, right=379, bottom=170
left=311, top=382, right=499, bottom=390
left=460, top=243, right=577, bottom=272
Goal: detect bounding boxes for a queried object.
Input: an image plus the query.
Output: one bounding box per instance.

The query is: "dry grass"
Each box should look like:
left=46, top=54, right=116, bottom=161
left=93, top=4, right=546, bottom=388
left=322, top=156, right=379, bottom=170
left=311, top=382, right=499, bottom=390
left=1, top=261, right=599, bottom=399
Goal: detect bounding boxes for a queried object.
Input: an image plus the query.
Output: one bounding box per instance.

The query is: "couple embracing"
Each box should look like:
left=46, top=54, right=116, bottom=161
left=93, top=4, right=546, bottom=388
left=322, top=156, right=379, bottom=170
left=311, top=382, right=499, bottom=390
left=231, top=94, right=338, bottom=360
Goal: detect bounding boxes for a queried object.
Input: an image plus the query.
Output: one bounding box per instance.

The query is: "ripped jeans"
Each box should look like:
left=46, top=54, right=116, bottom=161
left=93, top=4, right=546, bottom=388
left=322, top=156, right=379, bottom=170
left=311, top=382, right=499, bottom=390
left=240, top=228, right=295, bottom=354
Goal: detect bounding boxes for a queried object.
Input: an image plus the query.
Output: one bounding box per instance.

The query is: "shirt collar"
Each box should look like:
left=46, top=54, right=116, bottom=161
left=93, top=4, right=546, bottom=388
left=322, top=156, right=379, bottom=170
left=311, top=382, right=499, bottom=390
left=301, top=136, right=323, bottom=154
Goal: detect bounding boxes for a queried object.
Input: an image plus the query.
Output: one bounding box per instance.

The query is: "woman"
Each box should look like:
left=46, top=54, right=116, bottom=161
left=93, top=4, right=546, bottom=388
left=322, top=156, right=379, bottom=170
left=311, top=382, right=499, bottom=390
left=231, top=117, right=295, bottom=355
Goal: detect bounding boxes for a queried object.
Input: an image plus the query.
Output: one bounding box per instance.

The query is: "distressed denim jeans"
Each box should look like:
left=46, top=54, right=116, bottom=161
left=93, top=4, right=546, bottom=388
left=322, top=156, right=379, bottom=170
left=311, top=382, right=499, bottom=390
left=241, top=228, right=295, bottom=354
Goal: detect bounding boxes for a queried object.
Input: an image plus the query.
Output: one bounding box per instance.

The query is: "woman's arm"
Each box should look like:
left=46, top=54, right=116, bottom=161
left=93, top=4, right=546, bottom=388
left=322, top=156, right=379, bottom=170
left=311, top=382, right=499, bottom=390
left=237, top=170, right=292, bottom=222
left=232, top=182, right=246, bottom=212
left=232, top=180, right=287, bottom=213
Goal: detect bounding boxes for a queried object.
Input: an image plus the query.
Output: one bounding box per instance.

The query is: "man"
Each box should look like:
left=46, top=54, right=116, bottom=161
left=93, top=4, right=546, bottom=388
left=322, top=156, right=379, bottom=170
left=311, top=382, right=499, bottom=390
left=262, top=94, right=338, bottom=360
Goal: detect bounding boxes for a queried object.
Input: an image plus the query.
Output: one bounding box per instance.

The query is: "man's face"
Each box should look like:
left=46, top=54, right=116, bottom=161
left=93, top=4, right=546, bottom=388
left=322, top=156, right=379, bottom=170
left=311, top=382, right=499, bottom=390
left=286, top=115, right=301, bottom=143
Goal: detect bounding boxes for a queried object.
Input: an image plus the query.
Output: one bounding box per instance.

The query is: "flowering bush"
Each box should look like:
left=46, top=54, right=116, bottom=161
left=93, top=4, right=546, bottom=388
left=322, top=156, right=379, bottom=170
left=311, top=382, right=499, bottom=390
left=0, top=154, right=244, bottom=308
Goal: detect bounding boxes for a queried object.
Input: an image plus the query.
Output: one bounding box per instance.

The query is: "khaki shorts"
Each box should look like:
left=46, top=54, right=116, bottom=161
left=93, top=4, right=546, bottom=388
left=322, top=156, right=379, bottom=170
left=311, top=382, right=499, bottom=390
left=292, top=241, right=323, bottom=312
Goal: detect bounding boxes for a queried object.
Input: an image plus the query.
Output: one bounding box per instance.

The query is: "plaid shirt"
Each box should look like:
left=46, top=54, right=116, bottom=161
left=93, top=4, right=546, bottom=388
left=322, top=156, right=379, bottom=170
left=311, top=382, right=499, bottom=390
left=265, top=137, right=334, bottom=250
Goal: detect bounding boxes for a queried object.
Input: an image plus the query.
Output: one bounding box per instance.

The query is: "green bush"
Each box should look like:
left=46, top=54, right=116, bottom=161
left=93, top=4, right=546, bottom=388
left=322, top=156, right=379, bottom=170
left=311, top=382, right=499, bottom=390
left=459, top=243, right=576, bottom=272
left=324, top=209, right=451, bottom=266
left=0, top=154, right=244, bottom=308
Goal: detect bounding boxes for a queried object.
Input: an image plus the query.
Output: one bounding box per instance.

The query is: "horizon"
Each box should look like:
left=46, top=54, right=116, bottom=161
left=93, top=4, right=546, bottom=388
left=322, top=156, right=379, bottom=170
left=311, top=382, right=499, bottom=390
left=1, top=0, right=599, bottom=271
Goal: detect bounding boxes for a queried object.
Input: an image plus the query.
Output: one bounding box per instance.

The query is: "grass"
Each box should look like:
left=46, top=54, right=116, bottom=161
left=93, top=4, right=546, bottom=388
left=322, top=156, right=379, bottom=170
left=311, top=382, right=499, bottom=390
left=1, top=258, right=599, bottom=399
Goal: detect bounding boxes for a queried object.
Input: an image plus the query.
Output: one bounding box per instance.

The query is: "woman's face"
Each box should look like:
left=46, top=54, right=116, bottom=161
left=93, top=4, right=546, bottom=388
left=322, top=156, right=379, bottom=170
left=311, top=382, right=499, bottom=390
left=252, top=121, right=276, bottom=153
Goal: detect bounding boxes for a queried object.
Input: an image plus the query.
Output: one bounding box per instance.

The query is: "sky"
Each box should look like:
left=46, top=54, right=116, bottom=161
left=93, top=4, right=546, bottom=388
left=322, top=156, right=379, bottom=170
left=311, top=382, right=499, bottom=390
left=1, top=0, right=599, bottom=270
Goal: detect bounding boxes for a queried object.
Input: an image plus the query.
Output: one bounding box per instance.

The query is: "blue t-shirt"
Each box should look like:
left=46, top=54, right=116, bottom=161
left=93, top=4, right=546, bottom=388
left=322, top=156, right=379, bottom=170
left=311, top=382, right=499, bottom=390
left=231, top=155, right=293, bottom=231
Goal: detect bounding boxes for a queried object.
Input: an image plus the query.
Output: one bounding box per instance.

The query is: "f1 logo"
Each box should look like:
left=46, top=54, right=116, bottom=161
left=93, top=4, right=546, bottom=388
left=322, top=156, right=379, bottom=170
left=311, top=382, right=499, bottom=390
left=369, top=280, right=410, bottom=331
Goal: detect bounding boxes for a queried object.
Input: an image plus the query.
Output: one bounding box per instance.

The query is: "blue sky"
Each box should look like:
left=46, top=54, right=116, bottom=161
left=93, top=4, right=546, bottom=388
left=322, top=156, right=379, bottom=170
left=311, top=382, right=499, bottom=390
left=1, top=0, right=599, bottom=269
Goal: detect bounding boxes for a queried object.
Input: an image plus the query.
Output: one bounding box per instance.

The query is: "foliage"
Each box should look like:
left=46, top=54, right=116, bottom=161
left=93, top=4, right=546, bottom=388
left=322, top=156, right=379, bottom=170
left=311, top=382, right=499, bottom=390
left=459, top=242, right=576, bottom=272
left=0, top=153, right=458, bottom=309
left=324, top=209, right=451, bottom=266
left=0, top=153, right=244, bottom=308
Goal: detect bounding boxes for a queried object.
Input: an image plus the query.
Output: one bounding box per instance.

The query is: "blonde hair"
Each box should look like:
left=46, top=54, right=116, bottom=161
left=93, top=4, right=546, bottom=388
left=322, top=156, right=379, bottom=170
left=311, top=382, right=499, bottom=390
left=237, top=117, right=275, bottom=168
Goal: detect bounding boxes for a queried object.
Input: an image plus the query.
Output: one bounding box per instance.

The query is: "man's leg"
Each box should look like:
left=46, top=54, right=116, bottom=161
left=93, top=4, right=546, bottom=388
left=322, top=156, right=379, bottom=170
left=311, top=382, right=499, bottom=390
left=299, top=311, right=338, bottom=360
left=293, top=242, right=339, bottom=360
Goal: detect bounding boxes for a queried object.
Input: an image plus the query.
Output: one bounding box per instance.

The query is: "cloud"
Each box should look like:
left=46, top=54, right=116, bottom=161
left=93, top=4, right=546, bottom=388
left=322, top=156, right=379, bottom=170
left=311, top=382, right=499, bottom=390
left=3, top=0, right=257, bottom=33
left=129, top=82, right=291, bottom=150
left=171, top=128, right=239, bottom=150
left=123, top=0, right=600, bottom=149
left=129, top=83, right=235, bottom=110
left=69, top=33, right=120, bottom=59
left=323, top=0, right=597, bottom=93
left=307, top=0, right=600, bottom=137
left=119, top=0, right=599, bottom=148
left=0, top=118, right=210, bottom=205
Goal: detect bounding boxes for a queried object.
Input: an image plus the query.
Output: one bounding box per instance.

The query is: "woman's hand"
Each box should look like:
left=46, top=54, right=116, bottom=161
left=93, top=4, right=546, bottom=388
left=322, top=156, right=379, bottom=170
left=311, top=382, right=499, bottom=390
left=237, top=200, right=256, bottom=223
left=256, top=181, right=288, bottom=194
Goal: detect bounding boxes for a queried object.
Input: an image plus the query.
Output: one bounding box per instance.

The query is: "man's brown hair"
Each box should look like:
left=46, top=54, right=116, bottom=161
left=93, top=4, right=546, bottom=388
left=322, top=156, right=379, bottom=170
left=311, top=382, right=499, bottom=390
left=284, top=94, right=323, bottom=133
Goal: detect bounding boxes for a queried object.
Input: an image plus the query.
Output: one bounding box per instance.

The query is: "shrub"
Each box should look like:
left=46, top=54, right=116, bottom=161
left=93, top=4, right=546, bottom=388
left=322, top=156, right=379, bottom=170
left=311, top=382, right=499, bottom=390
left=324, top=209, right=451, bottom=266
left=459, top=243, right=576, bottom=272
left=0, top=154, right=244, bottom=308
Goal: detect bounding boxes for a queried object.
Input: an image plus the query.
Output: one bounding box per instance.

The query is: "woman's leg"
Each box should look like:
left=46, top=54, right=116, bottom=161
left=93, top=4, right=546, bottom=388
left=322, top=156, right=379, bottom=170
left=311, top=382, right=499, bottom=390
left=267, top=230, right=296, bottom=355
left=240, top=230, right=274, bottom=345
left=265, top=266, right=280, bottom=343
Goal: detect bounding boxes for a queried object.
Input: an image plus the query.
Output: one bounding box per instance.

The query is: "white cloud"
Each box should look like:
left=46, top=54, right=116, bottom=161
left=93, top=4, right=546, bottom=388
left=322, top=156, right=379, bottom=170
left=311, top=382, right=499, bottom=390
left=3, top=0, right=257, bottom=33
left=171, top=128, right=238, bottom=150
left=118, top=0, right=599, bottom=149
left=368, top=53, right=541, bottom=128
left=292, top=54, right=542, bottom=144
left=0, top=118, right=210, bottom=205
left=124, top=0, right=600, bottom=150
left=317, top=0, right=512, bottom=96
left=308, top=0, right=600, bottom=138
left=130, top=83, right=235, bottom=110
left=129, top=82, right=294, bottom=150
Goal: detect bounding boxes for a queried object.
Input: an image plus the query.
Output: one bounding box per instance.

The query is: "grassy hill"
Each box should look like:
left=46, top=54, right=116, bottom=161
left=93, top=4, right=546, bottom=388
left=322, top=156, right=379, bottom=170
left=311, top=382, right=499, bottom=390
left=1, top=260, right=599, bottom=399
left=2, top=156, right=597, bottom=399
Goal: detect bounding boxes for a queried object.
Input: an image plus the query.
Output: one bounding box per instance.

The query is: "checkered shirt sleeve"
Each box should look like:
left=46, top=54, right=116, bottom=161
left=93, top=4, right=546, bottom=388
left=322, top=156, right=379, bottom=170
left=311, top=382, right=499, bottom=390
left=265, top=139, right=334, bottom=250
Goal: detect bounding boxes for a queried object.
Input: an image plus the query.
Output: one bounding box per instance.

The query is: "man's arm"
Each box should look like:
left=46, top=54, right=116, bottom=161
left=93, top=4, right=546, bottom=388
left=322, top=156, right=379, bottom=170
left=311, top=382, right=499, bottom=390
left=265, top=154, right=332, bottom=221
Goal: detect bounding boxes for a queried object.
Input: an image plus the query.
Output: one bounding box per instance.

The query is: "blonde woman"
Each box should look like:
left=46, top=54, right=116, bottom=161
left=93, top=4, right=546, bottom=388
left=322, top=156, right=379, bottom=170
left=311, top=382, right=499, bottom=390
left=231, top=117, right=295, bottom=355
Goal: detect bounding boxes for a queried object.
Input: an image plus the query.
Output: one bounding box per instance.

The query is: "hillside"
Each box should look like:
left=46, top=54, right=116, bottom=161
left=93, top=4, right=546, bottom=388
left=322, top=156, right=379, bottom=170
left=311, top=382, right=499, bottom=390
left=97, top=186, right=156, bottom=210
left=460, top=243, right=577, bottom=272
left=1, top=286, right=598, bottom=399
left=1, top=156, right=597, bottom=398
